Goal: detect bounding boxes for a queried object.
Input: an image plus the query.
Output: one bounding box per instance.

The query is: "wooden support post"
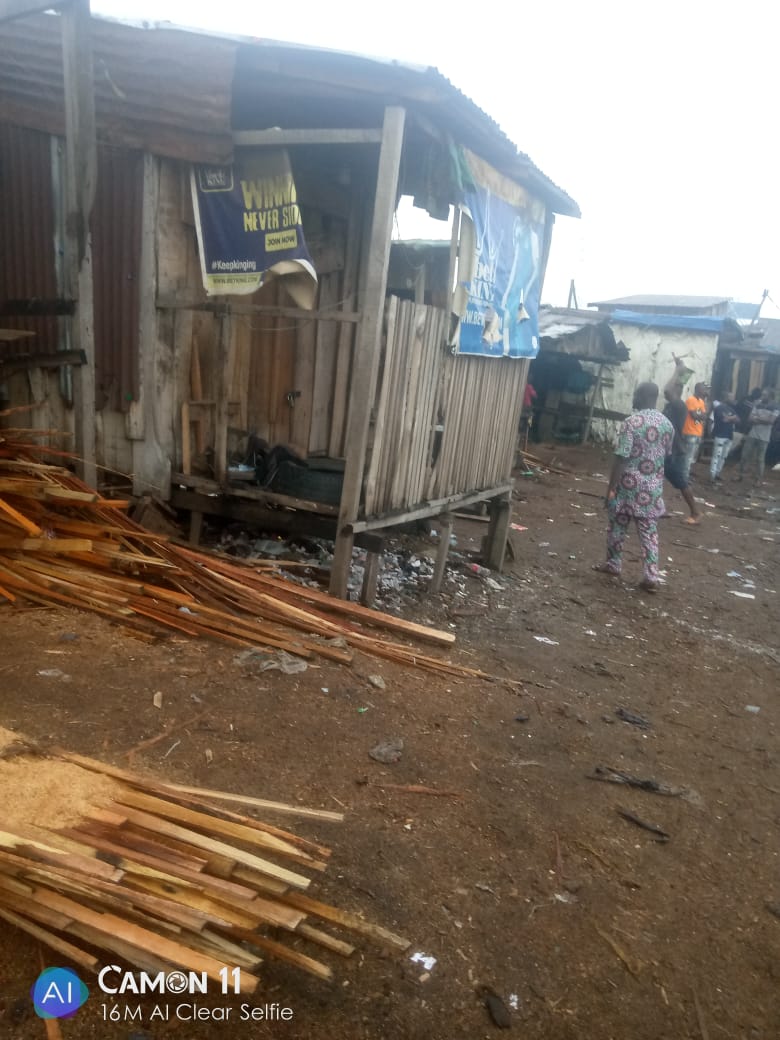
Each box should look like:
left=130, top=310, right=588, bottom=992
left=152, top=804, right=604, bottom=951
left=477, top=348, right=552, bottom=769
left=429, top=513, right=453, bottom=594
left=484, top=493, right=512, bottom=572
left=127, top=154, right=158, bottom=449
left=414, top=264, right=426, bottom=306
left=214, top=309, right=232, bottom=485
left=181, top=401, right=192, bottom=475
left=61, top=0, right=97, bottom=488
left=188, top=510, right=204, bottom=546
left=329, top=106, right=406, bottom=598
left=582, top=361, right=606, bottom=444
left=360, top=552, right=380, bottom=607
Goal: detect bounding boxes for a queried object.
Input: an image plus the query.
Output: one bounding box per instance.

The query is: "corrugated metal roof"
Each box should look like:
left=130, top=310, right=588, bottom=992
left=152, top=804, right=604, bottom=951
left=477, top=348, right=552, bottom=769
left=0, top=12, right=235, bottom=163
left=609, top=309, right=738, bottom=335
left=0, top=12, right=578, bottom=215
left=752, top=317, right=780, bottom=353
left=233, top=40, right=579, bottom=217
left=589, top=294, right=730, bottom=312
left=539, top=307, right=610, bottom=337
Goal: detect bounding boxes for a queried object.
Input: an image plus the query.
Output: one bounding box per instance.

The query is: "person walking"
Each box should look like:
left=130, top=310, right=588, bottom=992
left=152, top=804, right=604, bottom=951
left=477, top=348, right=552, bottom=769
left=739, top=390, right=780, bottom=487
left=592, top=382, right=674, bottom=593
left=663, top=385, right=702, bottom=524
left=681, top=381, right=709, bottom=482
left=709, top=392, right=738, bottom=483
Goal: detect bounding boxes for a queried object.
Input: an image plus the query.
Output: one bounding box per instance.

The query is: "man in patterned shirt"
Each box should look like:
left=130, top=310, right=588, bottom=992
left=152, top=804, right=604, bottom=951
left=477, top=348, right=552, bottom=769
left=593, top=382, right=675, bottom=593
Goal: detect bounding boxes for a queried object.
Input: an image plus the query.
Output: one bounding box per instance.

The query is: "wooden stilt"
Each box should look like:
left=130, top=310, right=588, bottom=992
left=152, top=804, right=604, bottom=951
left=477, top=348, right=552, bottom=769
left=430, top=513, right=453, bottom=594
left=484, top=492, right=512, bottom=572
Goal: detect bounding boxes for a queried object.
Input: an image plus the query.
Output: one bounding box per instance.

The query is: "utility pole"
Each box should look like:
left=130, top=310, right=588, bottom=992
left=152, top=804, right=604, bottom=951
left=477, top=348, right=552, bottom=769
left=567, top=278, right=578, bottom=309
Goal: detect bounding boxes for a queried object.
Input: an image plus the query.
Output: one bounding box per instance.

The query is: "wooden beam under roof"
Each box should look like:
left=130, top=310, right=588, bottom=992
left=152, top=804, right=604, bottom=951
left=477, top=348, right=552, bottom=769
left=234, top=128, right=382, bottom=147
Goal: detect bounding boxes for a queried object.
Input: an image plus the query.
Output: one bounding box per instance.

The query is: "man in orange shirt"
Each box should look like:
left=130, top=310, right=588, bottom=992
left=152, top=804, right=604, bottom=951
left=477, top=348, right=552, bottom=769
left=681, top=381, right=709, bottom=482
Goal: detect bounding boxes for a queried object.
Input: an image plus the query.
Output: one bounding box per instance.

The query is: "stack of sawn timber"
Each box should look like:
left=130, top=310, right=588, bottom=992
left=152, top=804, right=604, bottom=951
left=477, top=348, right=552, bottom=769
left=0, top=728, right=409, bottom=988
left=0, top=439, right=504, bottom=683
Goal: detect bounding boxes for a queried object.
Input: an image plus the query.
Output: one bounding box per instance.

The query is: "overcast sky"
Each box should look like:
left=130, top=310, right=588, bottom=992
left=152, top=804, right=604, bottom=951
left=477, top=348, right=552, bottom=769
left=95, top=0, right=780, bottom=315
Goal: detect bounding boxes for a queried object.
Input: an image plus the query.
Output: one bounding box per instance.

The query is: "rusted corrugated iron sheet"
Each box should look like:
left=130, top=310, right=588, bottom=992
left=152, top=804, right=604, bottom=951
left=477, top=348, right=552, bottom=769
left=0, top=13, right=235, bottom=163
left=0, top=125, right=143, bottom=408
left=92, top=145, right=142, bottom=412
left=0, top=123, right=59, bottom=355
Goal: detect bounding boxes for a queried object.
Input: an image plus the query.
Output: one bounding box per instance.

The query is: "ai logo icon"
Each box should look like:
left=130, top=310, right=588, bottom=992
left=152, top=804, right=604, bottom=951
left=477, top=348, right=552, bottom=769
left=31, top=967, right=89, bottom=1019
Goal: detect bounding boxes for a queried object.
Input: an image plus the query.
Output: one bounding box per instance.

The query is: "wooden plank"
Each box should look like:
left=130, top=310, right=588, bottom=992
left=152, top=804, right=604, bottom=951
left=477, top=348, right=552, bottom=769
left=35, top=888, right=260, bottom=989
left=0, top=905, right=99, bottom=974
left=296, top=922, right=355, bottom=957
left=309, top=274, right=340, bottom=452
left=0, top=496, right=42, bottom=535
left=61, top=0, right=97, bottom=488
left=127, top=874, right=303, bottom=932
left=157, top=784, right=343, bottom=823
left=280, top=891, right=410, bottom=951
left=363, top=294, right=397, bottom=514
left=127, top=154, right=159, bottom=445
left=181, top=401, right=192, bottom=475
left=113, top=805, right=313, bottom=889
left=359, top=552, right=380, bottom=607
left=328, top=203, right=363, bottom=457
left=233, top=128, right=382, bottom=146
left=157, top=296, right=361, bottom=324
left=291, top=313, right=316, bottom=451
left=174, top=545, right=455, bottom=646
left=171, top=472, right=339, bottom=517
left=0, top=537, right=93, bottom=552
left=373, top=294, right=408, bottom=514
left=330, top=105, right=406, bottom=598
left=484, top=492, right=512, bottom=572
left=429, top=513, right=452, bottom=594
left=213, top=310, right=232, bottom=485
left=113, top=789, right=321, bottom=866
left=227, top=926, right=333, bottom=981
left=351, top=484, right=514, bottom=533
left=43, top=486, right=98, bottom=503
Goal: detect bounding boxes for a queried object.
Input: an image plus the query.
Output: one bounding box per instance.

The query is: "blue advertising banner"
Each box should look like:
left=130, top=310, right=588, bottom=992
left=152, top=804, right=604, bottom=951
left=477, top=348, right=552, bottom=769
left=455, top=155, right=545, bottom=359
left=191, top=150, right=317, bottom=308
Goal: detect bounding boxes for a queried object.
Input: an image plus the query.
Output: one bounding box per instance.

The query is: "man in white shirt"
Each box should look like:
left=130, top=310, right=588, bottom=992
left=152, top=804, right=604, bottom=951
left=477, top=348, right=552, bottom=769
left=738, top=390, right=780, bottom=487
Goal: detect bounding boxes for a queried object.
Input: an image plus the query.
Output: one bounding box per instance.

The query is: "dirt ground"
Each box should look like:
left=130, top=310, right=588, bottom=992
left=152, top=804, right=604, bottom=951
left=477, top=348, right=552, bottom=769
left=1, top=443, right=778, bottom=1040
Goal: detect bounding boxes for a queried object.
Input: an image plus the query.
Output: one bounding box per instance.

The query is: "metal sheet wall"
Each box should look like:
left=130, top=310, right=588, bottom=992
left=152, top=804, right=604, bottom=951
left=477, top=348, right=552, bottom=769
left=0, top=123, right=59, bottom=354
left=92, top=145, right=142, bottom=412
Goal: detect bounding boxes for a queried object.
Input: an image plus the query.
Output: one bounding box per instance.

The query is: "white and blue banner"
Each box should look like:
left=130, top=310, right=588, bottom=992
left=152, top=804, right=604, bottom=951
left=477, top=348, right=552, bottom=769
left=455, top=154, right=546, bottom=358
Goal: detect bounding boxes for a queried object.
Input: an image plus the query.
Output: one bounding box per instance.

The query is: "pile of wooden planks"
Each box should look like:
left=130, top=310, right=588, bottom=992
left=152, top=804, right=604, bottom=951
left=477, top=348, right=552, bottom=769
left=0, top=728, right=409, bottom=987
left=0, top=437, right=514, bottom=684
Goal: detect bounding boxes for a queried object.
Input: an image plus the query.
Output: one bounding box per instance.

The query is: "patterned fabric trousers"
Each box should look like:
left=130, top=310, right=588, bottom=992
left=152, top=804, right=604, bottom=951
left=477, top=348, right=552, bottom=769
left=604, top=511, right=660, bottom=584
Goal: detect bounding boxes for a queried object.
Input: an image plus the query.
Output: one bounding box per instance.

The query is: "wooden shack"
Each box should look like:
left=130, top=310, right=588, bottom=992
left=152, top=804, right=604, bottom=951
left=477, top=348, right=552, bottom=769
left=0, top=12, right=579, bottom=597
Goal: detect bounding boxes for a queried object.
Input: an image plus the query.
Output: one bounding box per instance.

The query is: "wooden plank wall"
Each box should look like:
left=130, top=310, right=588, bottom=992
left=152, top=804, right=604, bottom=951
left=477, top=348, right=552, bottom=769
left=161, top=159, right=359, bottom=474
left=363, top=296, right=528, bottom=518
left=428, top=350, right=527, bottom=501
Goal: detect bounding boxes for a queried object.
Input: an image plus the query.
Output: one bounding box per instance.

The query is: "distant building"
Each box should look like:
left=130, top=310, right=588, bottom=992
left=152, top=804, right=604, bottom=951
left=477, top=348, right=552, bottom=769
left=590, top=294, right=731, bottom=318
left=582, top=295, right=741, bottom=435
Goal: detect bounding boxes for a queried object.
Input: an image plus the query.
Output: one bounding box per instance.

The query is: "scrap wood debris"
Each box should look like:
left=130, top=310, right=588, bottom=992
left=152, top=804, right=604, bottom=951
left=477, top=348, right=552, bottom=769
left=0, top=439, right=515, bottom=685
left=587, top=766, right=685, bottom=797
left=0, top=727, right=409, bottom=989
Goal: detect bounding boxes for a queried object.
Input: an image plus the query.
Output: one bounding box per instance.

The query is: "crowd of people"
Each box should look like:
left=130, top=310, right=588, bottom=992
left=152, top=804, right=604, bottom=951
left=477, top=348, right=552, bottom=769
left=593, top=357, right=779, bottom=594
